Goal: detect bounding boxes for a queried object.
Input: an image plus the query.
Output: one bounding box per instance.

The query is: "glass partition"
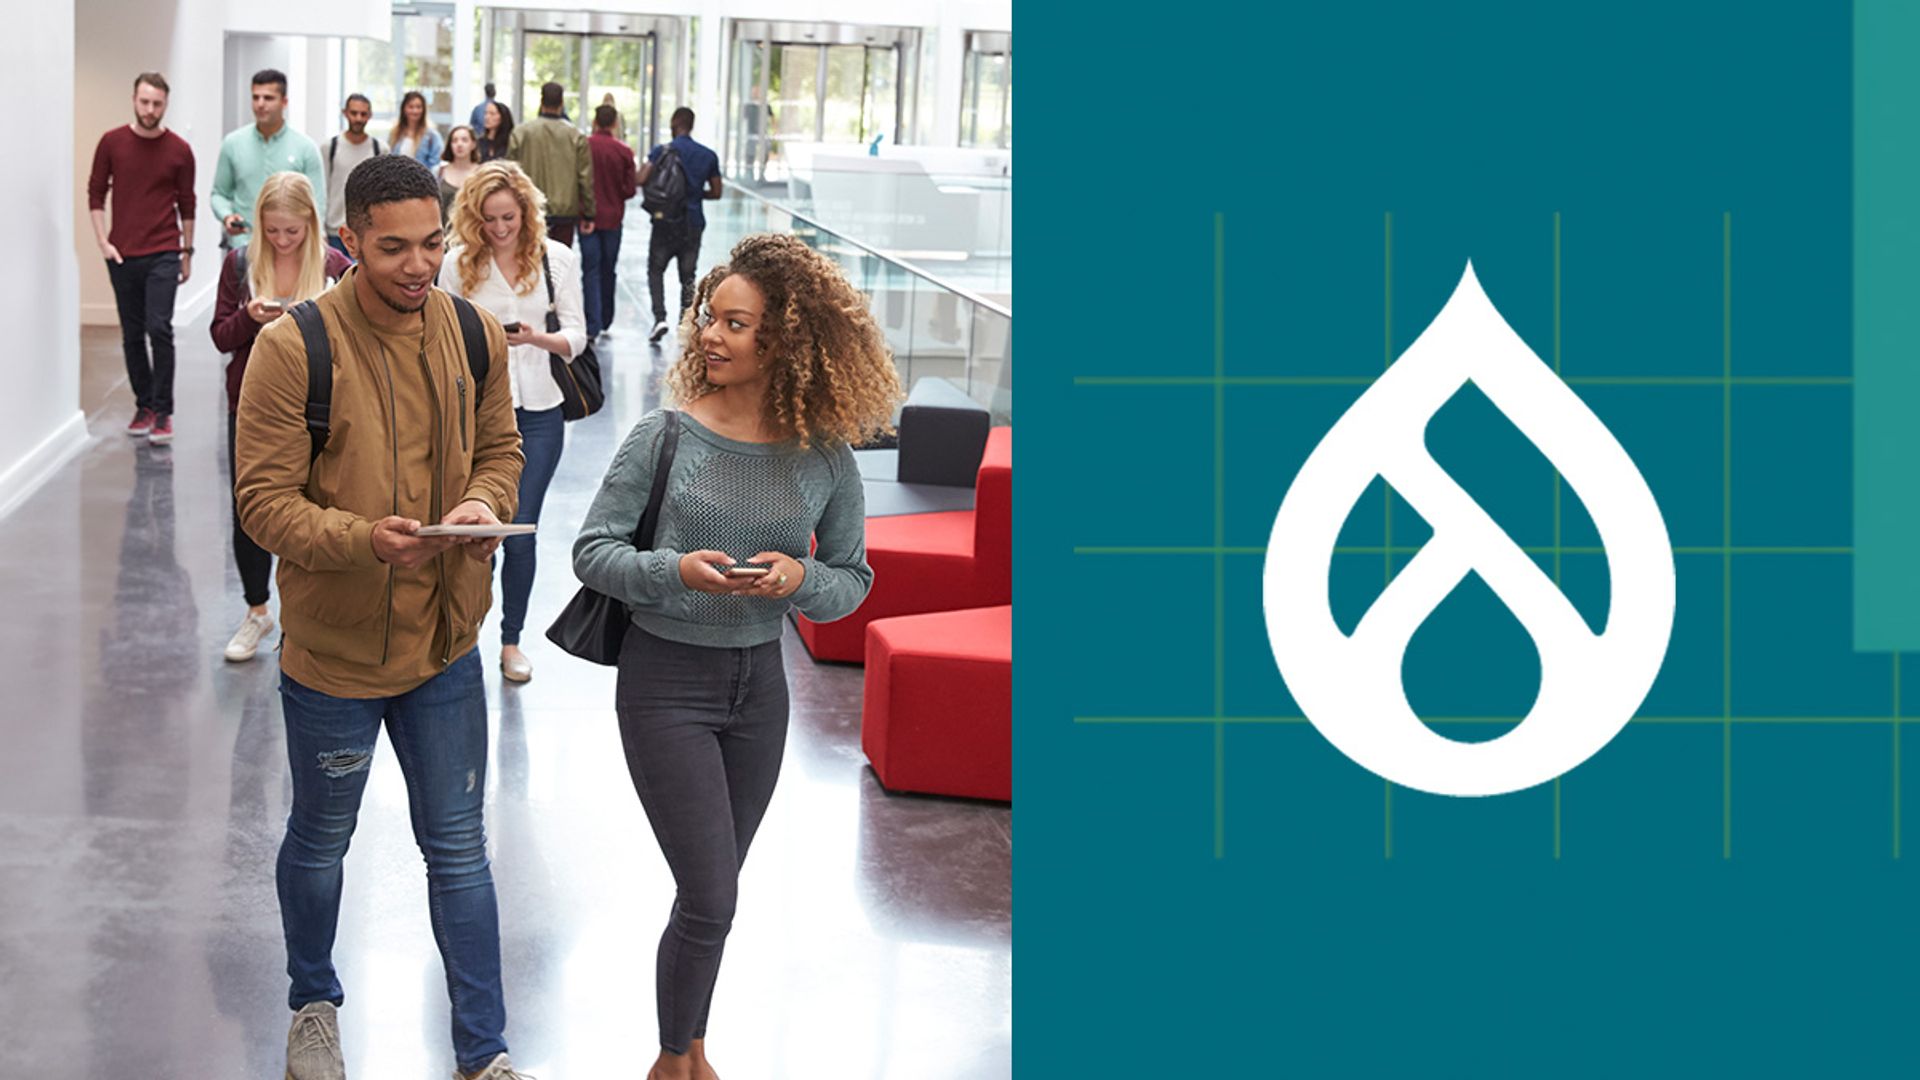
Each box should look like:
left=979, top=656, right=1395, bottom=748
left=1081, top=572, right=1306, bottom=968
left=720, top=187, right=1011, bottom=425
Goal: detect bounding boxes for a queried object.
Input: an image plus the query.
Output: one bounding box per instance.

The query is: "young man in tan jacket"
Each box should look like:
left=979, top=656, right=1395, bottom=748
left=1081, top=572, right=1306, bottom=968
left=234, top=154, right=532, bottom=1080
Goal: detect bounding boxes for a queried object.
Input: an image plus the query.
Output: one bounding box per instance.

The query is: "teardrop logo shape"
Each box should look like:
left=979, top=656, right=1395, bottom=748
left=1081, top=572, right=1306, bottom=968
left=1263, top=262, right=1675, bottom=797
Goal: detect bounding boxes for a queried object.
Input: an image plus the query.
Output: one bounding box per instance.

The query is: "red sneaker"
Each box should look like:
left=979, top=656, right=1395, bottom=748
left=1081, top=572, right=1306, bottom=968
left=147, top=414, right=173, bottom=446
left=125, top=407, right=154, bottom=437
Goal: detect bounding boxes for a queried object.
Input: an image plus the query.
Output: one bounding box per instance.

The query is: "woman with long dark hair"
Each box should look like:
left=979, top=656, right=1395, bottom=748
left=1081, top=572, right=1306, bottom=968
left=572, top=234, right=902, bottom=1080
left=478, top=99, right=514, bottom=162
left=390, top=89, right=444, bottom=165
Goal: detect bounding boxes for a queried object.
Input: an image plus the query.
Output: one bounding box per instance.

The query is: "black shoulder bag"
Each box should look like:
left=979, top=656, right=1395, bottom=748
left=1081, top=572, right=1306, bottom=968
left=543, top=250, right=605, bottom=420
left=545, top=411, right=680, bottom=665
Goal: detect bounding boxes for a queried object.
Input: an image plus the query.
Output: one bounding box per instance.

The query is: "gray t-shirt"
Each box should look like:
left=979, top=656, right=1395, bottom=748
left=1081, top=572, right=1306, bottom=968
left=573, top=409, right=874, bottom=648
left=323, top=134, right=382, bottom=230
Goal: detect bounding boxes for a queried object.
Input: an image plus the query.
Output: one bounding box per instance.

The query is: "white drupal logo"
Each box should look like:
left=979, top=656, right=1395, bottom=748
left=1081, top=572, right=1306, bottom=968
left=1263, top=263, right=1674, bottom=797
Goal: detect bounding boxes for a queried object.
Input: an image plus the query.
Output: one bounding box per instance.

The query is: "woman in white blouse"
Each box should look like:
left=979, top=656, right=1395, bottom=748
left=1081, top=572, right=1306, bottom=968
left=440, top=160, right=587, bottom=683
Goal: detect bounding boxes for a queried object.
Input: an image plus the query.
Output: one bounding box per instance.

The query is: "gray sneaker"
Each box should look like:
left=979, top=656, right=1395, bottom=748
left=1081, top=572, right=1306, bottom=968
left=285, top=1001, right=344, bottom=1080
left=459, top=1053, right=535, bottom=1079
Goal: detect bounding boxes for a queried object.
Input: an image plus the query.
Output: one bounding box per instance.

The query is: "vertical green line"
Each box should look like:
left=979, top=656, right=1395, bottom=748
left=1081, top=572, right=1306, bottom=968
left=1553, top=212, right=1564, bottom=862
left=1213, top=212, right=1226, bottom=860
left=1722, top=211, right=1734, bottom=861
left=1383, top=210, right=1395, bottom=860
left=1384, top=781, right=1394, bottom=859
left=1896, top=652, right=1903, bottom=859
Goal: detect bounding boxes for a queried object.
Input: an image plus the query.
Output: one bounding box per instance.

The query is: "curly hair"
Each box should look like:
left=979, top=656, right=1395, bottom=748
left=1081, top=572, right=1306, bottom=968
left=665, top=234, right=904, bottom=448
left=448, top=160, right=547, bottom=296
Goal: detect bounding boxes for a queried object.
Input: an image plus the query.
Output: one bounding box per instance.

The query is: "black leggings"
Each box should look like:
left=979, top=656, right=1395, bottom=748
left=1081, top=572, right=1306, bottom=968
left=228, top=409, right=272, bottom=607
left=615, top=626, right=789, bottom=1054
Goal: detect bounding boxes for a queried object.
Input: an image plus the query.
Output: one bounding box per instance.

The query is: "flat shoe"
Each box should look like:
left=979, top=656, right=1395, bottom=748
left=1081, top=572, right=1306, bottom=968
left=501, top=653, right=533, bottom=682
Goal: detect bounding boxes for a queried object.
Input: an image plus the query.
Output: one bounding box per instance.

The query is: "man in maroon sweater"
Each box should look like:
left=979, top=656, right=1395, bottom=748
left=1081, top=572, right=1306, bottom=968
left=88, top=72, right=197, bottom=445
left=581, top=103, right=637, bottom=339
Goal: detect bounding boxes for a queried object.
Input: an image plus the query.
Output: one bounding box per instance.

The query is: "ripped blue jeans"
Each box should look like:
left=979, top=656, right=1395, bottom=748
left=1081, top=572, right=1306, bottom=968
left=276, top=648, right=507, bottom=1072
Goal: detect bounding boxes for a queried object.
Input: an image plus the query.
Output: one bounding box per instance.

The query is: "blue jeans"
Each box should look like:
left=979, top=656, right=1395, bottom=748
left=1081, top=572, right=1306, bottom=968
left=579, top=226, right=623, bottom=337
left=500, top=405, right=565, bottom=645
left=276, top=649, right=508, bottom=1071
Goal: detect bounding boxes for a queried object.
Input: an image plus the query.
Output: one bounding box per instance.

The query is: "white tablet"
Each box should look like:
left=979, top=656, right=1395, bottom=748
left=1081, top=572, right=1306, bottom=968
left=414, top=523, right=537, bottom=538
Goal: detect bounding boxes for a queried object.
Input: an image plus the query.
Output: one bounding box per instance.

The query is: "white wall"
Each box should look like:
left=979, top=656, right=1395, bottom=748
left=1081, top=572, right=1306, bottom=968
left=74, top=0, right=391, bottom=329
left=0, top=0, right=86, bottom=518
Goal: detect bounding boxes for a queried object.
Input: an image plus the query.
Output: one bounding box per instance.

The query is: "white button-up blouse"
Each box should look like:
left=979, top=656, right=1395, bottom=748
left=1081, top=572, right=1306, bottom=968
left=437, top=238, right=587, bottom=413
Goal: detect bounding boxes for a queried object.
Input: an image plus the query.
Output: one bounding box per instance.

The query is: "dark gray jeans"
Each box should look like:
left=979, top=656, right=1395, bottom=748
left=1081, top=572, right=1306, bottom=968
left=615, top=626, right=789, bottom=1054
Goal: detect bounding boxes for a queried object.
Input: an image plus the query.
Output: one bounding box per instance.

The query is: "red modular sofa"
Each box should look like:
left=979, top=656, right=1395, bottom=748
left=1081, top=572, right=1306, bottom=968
left=797, top=426, right=1011, bottom=663
left=862, top=605, right=1011, bottom=801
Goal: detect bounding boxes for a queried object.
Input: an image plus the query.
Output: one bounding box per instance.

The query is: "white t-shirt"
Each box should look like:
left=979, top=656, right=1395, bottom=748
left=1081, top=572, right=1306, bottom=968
left=436, top=238, right=586, bottom=413
left=323, top=134, right=382, bottom=230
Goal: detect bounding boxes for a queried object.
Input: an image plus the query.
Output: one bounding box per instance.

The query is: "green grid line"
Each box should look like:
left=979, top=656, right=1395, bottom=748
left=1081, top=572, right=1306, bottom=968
left=1072, top=375, right=1850, bottom=387
left=1076, top=715, right=1916, bottom=726
left=1214, top=212, right=1226, bottom=861
left=1553, top=212, right=1563, bottom=860
left=1723, top=211, right=1734, bottom=861
left=1383, top=211, right=1395, bottom=858
left=1074, top=545, right=1851, bottom=557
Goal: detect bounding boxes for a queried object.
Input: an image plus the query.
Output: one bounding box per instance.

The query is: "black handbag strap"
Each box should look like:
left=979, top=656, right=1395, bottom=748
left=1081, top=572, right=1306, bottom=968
left=634, top=411, right=680, bottom=550
left=541, top=250, right=561, bottom=333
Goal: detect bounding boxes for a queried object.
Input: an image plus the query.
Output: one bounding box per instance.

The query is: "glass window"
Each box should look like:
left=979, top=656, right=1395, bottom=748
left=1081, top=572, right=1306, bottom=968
left=961, top=38, right=1011, bottom=149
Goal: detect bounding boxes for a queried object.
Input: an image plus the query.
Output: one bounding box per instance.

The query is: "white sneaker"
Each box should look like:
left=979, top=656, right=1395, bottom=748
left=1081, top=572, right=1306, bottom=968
left=225, top=610, right=275, bottom=662
left=459, top=1053, right=535, bottom=1079
left=649, top=319, right=671, bottom=343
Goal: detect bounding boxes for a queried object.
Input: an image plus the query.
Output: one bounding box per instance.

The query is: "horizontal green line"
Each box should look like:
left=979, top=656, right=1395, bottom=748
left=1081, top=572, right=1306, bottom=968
left=1075, top=715, right=1905, bottom=726
left=1074, top=545, right=1852, bottom=556
left=1073, top=375, right=1851, bottom=387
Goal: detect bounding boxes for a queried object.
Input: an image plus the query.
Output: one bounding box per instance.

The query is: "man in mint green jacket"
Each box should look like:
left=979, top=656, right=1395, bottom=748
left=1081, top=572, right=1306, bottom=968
left=507, top=80, right=595, bottom=247
left=210, top=69, right=325, bottom=249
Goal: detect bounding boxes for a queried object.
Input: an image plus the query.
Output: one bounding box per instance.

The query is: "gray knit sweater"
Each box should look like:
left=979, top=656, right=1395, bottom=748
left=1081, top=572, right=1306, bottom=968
left=572, top=409, right=873, bottom=648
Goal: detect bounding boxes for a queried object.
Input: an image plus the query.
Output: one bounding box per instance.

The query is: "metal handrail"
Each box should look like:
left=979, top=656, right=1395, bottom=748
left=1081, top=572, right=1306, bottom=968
left=724, top=183, right=1013, bottom=321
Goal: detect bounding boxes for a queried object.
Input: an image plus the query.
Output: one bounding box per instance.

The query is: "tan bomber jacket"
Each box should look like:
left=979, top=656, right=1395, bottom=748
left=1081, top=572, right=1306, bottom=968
left=235, top=268, right=523, bottom=698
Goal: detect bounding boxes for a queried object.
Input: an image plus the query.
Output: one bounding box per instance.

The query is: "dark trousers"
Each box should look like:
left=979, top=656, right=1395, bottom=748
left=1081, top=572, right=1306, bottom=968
left=107, top=251, right=181, bottom=416
left=647, top=220, right=704, bottom=324
left=615, top=627, right=789, bottom=1054
left=579, top=226, right=623, bottom=337
left=228, top=410, right=273, bottom=607
left=498, top=406, right=565, bottom=645
left=545, top=215, right=577, bottom=247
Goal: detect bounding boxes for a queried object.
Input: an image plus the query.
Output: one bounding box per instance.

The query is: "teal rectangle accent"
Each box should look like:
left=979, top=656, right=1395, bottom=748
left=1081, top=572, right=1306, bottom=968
left=1854, top=0, right=1920, bottom=649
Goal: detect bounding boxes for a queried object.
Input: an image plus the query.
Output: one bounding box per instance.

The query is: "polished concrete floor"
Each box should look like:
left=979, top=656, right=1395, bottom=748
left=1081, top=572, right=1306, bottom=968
left=1, top=207, right=1011, bottom=1077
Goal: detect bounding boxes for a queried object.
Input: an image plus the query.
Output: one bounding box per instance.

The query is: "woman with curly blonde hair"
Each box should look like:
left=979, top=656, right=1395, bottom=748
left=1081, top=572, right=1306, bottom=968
left=438, top=159, right=586, bottom=683
left=572, top=233, right=901, bottom=1080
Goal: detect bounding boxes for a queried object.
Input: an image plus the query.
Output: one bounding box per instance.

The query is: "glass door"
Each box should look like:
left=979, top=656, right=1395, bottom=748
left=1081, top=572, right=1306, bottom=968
left=823, top=45, right=897, bottom=147
left=587, top=34, right=658, bottom=153
left=730, top=38, right=770, bottom=182
left=522, top=32, right=584, bottom=124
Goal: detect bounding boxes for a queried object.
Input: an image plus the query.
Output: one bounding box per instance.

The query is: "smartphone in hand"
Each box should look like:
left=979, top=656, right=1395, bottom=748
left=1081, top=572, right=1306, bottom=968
left=721, top=562, right=773, bottom=579
left=501, top=321, right=523, bottom=333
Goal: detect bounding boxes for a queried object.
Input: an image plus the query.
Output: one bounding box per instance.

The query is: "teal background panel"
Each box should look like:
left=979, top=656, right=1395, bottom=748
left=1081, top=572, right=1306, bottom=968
left=1022, top=0, right=1920, bottom=1075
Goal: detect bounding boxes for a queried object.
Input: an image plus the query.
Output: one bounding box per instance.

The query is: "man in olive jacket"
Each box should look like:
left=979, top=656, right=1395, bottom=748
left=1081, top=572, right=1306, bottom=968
left=507, top=79, right=595, bottom=246
left=234, top=155, right=532, bottom=1080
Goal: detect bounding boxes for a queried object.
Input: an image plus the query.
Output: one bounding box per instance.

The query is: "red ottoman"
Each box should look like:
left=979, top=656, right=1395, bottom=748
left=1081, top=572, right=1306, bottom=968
left=862, top=606, right=1011, bottom=801
left=799, top=427, right=1011, bottom=662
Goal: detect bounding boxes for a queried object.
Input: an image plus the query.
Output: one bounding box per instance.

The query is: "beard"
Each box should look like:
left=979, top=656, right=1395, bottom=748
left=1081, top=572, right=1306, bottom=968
left=134, top=114, right=160, bottom=131
left=374, top=284, right=428, bottom=315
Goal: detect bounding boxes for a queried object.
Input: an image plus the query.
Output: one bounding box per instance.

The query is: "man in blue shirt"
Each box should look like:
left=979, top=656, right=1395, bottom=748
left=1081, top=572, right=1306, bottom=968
left=210, top=69, right=325, bottom=251
left=468, top=83, right=495, bottom=131
left=639, top=107, right=723, bottom=342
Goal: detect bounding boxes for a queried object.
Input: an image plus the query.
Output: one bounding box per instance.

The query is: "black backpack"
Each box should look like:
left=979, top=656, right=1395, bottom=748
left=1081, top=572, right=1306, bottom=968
left=641, top=145, right=688, bottom=222
left=285, top=294, right=490, bottom=462
left=328, top=134, right=384, bottom=169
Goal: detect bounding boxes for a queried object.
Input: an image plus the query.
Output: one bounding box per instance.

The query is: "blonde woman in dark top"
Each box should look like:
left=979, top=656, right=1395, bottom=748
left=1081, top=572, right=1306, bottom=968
left=573, top=234, right=902, bottom=1080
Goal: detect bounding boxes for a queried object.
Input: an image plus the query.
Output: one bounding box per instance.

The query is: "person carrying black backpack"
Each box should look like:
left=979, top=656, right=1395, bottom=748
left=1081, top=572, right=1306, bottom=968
left=639, top=107, right=723, bottom=343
